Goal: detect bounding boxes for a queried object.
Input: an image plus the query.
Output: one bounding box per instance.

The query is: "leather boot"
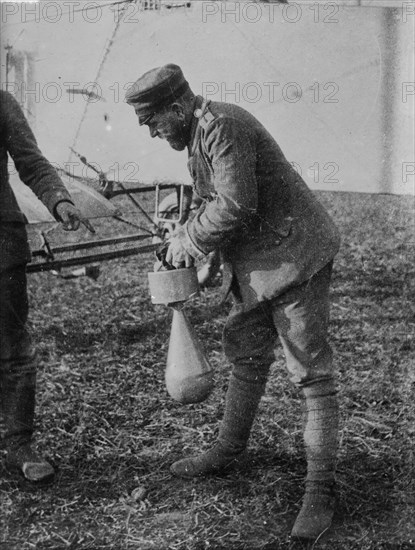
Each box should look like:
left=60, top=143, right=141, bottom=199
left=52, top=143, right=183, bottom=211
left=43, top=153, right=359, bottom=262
left=1, top=356, right=55, bottom=482
left=291, top=382, right=339, bottom=542
left=5, top=442, right=55, bottom=482
left=171, top=373, right=266, bottom=478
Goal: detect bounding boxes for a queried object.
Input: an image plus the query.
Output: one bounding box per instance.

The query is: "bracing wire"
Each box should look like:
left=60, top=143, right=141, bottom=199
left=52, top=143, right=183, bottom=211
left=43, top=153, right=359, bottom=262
left=68, top=0, right=138, bottom=162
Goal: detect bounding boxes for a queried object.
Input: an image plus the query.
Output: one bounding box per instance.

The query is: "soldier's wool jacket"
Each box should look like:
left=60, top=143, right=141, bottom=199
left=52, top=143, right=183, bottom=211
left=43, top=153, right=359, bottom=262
left=0, top=90, right=73, bottom=269
left=179, top=96, right=341, bottom=307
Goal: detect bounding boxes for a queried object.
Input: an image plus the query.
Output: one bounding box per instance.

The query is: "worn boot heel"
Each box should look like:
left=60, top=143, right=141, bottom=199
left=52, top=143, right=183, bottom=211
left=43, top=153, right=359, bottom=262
left=6, top=443, right=55, bottom=482
left=170, top=443, right=246, bottom=479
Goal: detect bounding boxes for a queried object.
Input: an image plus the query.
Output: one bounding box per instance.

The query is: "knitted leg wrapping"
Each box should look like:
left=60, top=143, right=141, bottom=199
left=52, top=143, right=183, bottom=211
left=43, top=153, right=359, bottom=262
left=170, top=373, right=266, bottom=478
left=218, top=373, right=266, bottom=452
left=291, top=381, right=339, bottom=541
left=303, top=383, right=338, bottom=484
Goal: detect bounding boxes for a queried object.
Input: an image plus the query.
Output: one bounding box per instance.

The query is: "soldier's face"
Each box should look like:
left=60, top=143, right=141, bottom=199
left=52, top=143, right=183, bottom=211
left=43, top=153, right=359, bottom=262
left=141, top=108, right=187, bottom=151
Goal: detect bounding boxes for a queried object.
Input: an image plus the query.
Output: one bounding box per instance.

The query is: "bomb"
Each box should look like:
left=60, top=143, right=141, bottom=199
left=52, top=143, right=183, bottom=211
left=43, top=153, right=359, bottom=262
left=148, top=265, right=214, bottom=404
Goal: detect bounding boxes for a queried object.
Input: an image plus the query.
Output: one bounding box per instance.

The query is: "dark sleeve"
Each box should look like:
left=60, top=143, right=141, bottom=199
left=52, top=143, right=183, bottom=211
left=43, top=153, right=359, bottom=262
left=2, top=92, right=73, bottom=216
left=186, top=116, right=258, bottom=256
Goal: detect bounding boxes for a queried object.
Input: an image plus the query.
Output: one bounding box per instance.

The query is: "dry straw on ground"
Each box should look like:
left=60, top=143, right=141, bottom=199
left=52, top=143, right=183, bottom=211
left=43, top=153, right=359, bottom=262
left=1, top=191, right=414, bottom=549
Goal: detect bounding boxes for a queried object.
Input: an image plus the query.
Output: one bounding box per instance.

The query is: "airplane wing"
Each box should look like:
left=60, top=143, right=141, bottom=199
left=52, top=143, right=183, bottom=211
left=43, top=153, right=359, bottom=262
left=11, top=172, right=119, bottom=224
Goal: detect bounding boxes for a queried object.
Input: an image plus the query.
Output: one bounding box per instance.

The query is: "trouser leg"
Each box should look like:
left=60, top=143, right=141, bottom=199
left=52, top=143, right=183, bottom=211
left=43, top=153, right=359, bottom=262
left=1, top=355, right=37, bottom=448
left=0, top=266, right=35, bottom=448
left=0, top=266, right=54, bottom=482
left=271, top=262, right=339, bottom=540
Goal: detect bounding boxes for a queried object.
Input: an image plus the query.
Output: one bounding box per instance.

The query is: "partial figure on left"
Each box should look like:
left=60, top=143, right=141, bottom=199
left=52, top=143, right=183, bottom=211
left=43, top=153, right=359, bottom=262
left=0, top=90, right=90, bottom=483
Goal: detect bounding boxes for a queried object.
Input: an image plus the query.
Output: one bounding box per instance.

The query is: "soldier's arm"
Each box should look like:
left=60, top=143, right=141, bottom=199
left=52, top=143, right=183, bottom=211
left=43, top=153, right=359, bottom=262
left=3, top=92, right=74, bottom=218
left=179, top=116, right=258, bottom=259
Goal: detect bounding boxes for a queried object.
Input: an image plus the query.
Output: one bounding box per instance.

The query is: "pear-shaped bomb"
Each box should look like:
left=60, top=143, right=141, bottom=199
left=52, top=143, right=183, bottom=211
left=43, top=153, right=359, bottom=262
left=166, top=307, right=214, bottom=404
left=147, top=265, right=214, bottom=404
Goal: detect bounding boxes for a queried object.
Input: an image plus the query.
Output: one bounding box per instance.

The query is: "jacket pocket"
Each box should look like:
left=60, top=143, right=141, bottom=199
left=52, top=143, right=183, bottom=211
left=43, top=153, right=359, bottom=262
left=274, top=216, right=292, bottom=243
left=256, top=216, right=293, bottom=246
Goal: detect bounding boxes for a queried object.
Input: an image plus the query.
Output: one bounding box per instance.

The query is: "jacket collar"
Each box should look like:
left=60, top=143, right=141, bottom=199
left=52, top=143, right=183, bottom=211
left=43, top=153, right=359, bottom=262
left=187, top=95, right=208, bottom=156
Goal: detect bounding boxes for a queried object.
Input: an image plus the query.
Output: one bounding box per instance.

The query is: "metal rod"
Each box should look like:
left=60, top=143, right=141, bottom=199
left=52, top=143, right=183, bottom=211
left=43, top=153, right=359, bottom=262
left=57, top=167, right=191, bottom=195
left=154, top=183, right=185, bottom=223
left=112, top=215, right=155, bottom=234
left=116, top=180, right=158, bottom=228
left=27, top=243, right=159, bottom=273
left=31, top=233, right=152, bottom=257
left=110, top=182, right=189, bottom=196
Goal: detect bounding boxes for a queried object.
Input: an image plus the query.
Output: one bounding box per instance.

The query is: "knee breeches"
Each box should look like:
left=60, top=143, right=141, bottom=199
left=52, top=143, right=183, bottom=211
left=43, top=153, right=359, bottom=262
left=223, top=262, right=335, bottom=387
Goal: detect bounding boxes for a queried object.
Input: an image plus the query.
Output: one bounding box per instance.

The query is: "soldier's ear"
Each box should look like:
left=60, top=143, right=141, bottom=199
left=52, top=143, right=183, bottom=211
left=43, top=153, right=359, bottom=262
left=171, top=102, right=185, bottom=121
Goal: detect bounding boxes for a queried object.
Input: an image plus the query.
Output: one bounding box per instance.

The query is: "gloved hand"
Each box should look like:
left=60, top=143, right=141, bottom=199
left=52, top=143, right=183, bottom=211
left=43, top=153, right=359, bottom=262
left=99, top=175, right=114, bottom=199
left=55, top=201, right=95, bottom=233
left=154, top=243, right=175, bottom=271
left=165, top=236, right=194, bottom=269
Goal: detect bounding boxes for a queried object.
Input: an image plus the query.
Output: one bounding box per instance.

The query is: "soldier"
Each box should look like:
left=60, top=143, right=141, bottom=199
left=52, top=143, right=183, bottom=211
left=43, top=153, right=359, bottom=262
left=0, top=90, right=91, bottom=482
left=125, top=64, right=341, bottom=544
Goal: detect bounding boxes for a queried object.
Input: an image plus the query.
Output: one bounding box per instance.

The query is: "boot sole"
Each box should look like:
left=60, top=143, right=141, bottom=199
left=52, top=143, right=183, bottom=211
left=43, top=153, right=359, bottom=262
left=170, top=451, right=248, bottom=479
left=5, top=461, right=55, bottom=483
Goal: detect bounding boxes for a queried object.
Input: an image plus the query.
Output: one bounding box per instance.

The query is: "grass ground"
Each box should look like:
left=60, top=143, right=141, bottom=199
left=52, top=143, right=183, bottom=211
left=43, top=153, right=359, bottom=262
left=1, top=191, right=414, bottom=550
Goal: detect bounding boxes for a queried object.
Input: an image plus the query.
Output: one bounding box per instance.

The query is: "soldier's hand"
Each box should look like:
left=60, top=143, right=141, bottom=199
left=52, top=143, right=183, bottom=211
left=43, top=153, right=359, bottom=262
left=55, top=202, right=95, bottom=233
left=99, top=176, right=114, bottom=199
left=165, top=236, right=193, bottom=269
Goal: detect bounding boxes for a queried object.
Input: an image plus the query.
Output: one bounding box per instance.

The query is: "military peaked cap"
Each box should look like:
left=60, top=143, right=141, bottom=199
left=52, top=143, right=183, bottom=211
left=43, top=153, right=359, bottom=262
left=125, top=64, right=190, bottom=124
